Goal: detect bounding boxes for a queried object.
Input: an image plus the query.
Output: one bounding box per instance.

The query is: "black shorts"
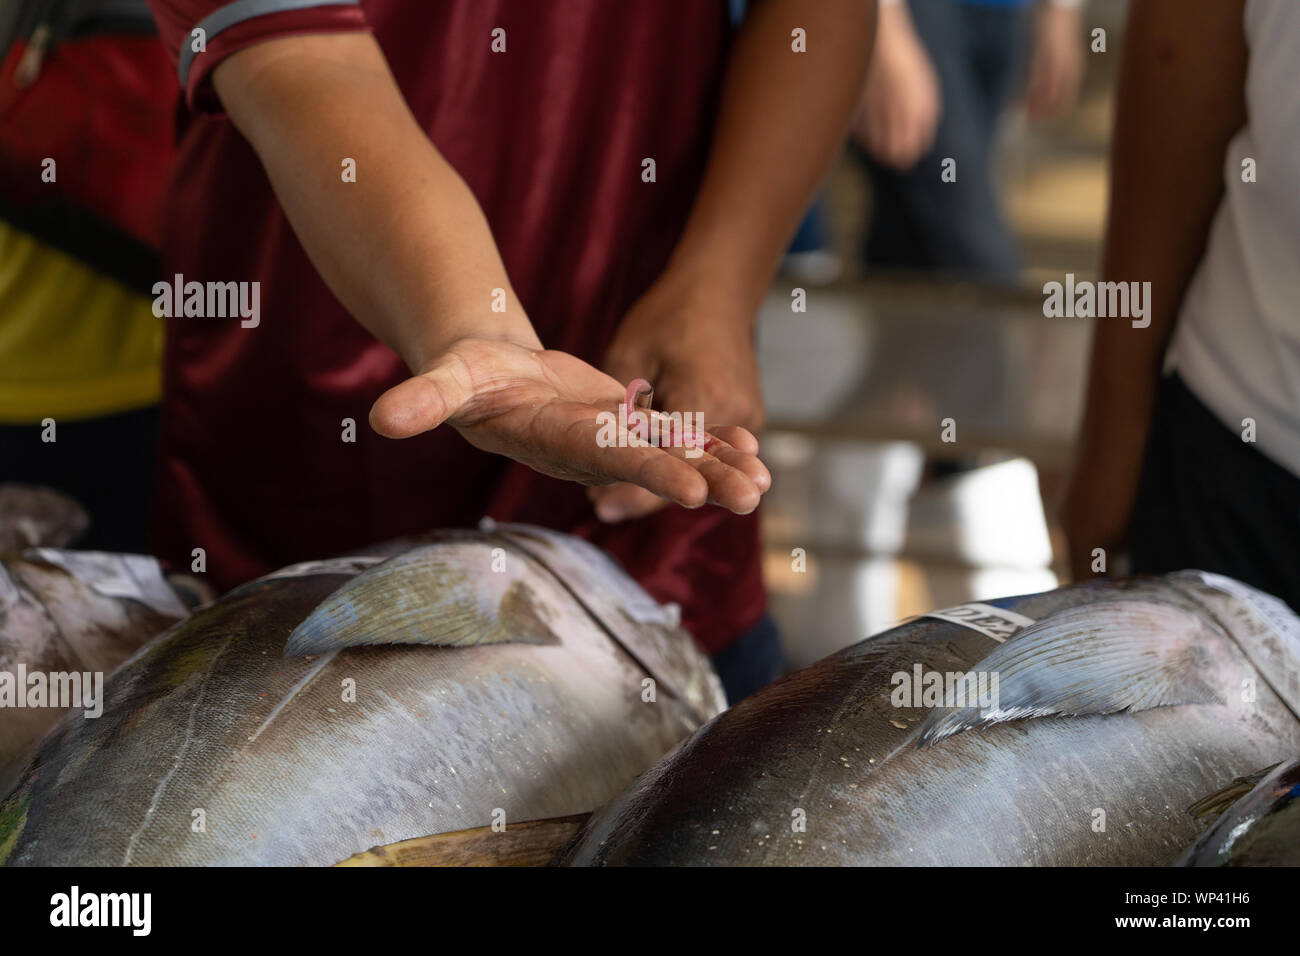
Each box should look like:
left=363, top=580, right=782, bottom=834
left=1130, top=374, right=1300, bottom=613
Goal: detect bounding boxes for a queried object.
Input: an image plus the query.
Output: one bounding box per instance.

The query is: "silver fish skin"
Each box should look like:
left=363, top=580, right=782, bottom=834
left=0, top=527, right=723, bottom=866
left=0, top=551, right=187, bottom=786
left=1180, top=756, right=1300, bottom=866
left=561, top=572, right=1300, bottom=866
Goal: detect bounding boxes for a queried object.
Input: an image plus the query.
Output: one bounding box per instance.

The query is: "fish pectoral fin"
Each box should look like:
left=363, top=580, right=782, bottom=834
left=334, top=813, right=590, bottom=867
left=917, top=599, right=1224, bottom=748
left=284, top=540, right=561, bottom=658
left=1186, top=763, right=1282, bottom=820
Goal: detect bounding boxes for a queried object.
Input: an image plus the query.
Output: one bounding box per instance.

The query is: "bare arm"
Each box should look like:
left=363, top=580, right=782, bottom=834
left=594, top=0, right=872, bottom=521
left=213, top=32, right=537, bottom=368
left=852, top=0, right=940, bottom=171
left=209, top=32, right=768, bottom=513
left=664, top=0, right=874, bottom=309
left=1063, top=0, right=1247, bottom=577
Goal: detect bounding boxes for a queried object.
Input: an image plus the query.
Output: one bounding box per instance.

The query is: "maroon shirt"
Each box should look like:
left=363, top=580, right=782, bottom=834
left=146, top=0, right=765, bottom=653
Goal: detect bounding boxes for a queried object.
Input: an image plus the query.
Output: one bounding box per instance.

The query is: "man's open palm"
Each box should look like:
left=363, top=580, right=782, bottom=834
left=369, top=338, right=768, bottom=514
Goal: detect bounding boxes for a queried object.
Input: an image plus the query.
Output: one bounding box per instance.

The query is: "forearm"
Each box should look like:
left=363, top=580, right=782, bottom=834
left=212, top=32, right=540, bottom=372
left=875, top=0, right=915, bottom=48
left=1076, top=0, right=1246, bottom=455
left=665, top=0, right=874, bottom=310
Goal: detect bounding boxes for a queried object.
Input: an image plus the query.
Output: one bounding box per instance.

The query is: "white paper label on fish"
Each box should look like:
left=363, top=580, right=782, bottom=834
left=922, top=602, right=1036, bottom=642
left=27, top=549, right=190, bottom=619
left=1198, top=572, right=1300, bottom=645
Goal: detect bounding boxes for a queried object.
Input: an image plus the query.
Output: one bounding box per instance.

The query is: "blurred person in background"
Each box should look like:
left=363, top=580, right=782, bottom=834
left=0, top=0, right=177, bottom=552
left=1065, top=0, right=1300, bottom=611
left=852, top=0, right=1084, bottom=283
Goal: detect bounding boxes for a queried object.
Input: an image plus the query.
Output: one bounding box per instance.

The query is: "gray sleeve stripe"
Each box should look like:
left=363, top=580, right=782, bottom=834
left=178, top=0, right=361, bottom=87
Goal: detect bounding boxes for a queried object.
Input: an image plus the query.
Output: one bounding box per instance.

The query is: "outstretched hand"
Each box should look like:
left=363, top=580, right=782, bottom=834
left=369, top=337, right=768, bottom=515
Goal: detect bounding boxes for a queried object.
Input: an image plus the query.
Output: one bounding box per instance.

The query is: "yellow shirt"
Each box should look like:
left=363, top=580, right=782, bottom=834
left=0, top=219, right=162, bottom=424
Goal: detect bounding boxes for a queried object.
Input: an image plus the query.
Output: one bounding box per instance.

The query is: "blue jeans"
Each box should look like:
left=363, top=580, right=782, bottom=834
left=788, top=195, right=832, bottom=254
left=710, top=613, right=786, bottom=704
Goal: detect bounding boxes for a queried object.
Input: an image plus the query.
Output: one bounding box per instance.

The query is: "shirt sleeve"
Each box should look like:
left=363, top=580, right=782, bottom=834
left=146, top=0, right=369, bottom=111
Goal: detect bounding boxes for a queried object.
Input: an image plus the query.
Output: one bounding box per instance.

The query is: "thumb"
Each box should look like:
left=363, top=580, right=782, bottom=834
left=369, top=353, right=476, bottom=439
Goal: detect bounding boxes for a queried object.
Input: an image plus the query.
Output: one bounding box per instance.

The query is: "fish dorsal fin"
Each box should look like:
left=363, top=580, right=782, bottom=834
left=918, top=599, right=1224, bottom=747
left=284, top=539, right=560, bottom=658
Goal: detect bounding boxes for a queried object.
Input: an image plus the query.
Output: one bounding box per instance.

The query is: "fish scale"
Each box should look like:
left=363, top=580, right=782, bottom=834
left=0, top=527, right=723, bottom=866
left=561, top=573, right=1300, bottom=866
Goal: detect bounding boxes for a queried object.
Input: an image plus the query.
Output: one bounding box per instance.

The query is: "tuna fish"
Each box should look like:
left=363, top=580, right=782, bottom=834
left=0, top=550, right=188, bottom=785
left=1180, top=756, right=1300, bottom=866
left=561, top=571, right=1300, bottom=866
left=0, top=484, right=88, bottom=551
left=0, top=524, right=723, bottom=866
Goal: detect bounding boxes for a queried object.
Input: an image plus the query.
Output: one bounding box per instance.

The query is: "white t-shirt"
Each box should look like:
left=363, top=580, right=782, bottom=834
left=1167, top=0, right=1300, bottom=477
